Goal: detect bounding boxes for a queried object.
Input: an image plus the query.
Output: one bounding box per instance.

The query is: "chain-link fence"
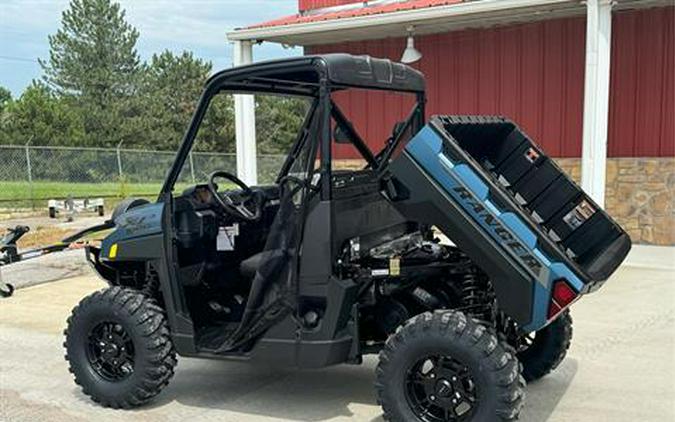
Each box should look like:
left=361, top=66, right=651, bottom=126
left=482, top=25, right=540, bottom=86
left=0, top=144, right=285, bottom=209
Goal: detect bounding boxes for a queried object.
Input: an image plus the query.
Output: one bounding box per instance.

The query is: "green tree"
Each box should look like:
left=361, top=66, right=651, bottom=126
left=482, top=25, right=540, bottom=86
left=0, top=86, right=12, bottom=142
left=255, top=96, right=310, bottom=154
left=1, top=81, right=84, bottom=145
left=40, top=0, right=141, bottom=146
left=195, top=92, right=235, bottom=153
left=141, top=50, right=213, bottom=150
left=0, top=86, right=11, bottom=114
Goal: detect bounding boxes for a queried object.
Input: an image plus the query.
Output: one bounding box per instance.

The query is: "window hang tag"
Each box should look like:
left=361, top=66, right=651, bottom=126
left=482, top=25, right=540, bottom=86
left=217, top=226, right=235, bottom=251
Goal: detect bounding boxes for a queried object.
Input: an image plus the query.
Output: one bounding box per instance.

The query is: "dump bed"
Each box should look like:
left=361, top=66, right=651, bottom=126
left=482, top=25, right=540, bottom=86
left=387, top=116, right=631, bottom=331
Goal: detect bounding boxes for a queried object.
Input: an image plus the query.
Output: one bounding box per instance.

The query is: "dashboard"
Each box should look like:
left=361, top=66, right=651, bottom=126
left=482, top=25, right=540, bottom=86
left=174, top=183, right=281, bottom=248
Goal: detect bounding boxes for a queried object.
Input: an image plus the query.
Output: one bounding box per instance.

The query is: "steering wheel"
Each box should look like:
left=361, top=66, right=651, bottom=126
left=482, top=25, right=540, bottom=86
left=207, top=171, right=262, bottom=221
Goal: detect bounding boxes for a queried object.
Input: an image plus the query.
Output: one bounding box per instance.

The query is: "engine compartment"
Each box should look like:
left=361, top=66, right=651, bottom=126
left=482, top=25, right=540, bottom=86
left=336, top=229, right=498, bottom=347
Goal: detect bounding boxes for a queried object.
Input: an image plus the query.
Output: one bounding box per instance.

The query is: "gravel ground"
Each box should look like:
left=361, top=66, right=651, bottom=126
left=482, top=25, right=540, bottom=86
left=0, top=249, right=91, bottom=289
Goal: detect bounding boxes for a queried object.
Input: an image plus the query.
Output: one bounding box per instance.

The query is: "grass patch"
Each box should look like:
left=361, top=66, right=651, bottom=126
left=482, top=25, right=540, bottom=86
left=0, top=181, right=166, bottom=202
left=0, top=180, right=238, bottom=212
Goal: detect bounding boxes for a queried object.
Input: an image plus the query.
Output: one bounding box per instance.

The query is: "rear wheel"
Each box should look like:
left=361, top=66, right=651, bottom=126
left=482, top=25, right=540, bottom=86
left=376, top=311, right=525, bottom=421
left=517, top=311, right=573, bottom=382
left=97, top=205, right=105, bottom=216
left=64, top=287, right=177, bottom=408
left=48, top=207, right=56, bottom=218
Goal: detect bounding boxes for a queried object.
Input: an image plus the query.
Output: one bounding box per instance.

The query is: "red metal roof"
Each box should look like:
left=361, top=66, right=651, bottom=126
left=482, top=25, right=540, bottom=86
left=299, top=0, right=362, bottom=13
left=248, top=0, right=464, bottom=29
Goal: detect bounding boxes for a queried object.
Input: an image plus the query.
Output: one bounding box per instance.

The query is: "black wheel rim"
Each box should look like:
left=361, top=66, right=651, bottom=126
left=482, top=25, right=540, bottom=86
left=86, top=321, right=135, bottom=381
left=405, top=355, right=477, bottom=422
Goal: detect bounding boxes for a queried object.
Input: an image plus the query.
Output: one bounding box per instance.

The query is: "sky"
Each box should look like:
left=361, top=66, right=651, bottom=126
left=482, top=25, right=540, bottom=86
left=0, top=0, right=301, bottom=96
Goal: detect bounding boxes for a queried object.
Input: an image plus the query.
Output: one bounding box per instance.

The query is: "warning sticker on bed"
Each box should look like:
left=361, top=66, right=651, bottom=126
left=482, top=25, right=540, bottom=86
left=524, top=147, right=540, bottom=163
left=563, top=200, right=596, bottom=230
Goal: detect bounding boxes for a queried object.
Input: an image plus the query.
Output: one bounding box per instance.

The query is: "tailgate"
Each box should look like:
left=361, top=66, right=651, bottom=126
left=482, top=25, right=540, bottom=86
left=386, top=115, right=631, bottom=331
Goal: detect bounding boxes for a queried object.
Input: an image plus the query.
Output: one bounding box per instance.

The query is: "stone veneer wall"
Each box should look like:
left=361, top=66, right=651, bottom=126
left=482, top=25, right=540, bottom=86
left=334, top=157, right=675, bottom=245
left=557, top=157, right=674, bottom=246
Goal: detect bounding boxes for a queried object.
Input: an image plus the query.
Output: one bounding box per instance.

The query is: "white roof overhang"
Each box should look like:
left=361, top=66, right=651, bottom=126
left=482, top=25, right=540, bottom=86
left=227, top=0, right=671, bottom=46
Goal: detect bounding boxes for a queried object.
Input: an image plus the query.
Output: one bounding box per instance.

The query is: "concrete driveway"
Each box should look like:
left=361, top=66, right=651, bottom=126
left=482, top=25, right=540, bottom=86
left=1, top=262, right=673, bottom=421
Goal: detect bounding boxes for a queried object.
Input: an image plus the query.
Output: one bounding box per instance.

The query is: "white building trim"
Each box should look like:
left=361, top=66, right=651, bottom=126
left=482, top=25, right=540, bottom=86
left=581, top=0, right=614, bottom=207
left=227, top=0, right=575, bottom=43
left=233, top=40, right=258, bottom=186
left=227, top=0, right=665, bottom=45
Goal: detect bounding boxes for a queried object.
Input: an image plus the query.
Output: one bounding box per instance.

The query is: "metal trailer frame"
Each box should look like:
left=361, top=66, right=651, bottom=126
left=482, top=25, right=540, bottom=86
left=0, top=222, right=113, bottom=297
left=48, top=197, right=105, bottom=219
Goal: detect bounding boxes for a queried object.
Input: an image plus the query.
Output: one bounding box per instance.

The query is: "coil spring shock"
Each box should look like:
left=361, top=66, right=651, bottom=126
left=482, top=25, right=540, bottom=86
left=460, top=269, right=494, bottom=323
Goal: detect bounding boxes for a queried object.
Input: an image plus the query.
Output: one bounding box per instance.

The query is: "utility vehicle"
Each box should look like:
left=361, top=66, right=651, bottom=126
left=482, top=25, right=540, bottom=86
left=65, top=54, right=630, bottom=421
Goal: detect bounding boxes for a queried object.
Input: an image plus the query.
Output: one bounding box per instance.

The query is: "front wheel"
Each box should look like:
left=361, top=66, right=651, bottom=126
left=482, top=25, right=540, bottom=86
left=64, top=287, right=177, bottom=408
left=376, top=311, right=525, bottom=421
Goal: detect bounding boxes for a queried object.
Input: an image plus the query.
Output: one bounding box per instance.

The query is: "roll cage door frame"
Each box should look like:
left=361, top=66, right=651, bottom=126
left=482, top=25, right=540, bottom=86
left=159, top=69, right=426, bottom=201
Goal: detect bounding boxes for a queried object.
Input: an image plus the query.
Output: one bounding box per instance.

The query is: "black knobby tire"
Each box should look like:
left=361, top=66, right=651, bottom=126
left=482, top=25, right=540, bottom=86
left=49, top=207, right=56, bottom=218
left=64, top=287, right=177, bottom=408
left=97, top=205, right=105, bottom=217
left=517, top=311, right=573, bottom=383
left=376, top=310, right=525, bottom=422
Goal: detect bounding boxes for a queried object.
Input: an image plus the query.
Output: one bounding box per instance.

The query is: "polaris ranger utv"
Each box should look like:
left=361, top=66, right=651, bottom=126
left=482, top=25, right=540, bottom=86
left=65, top=54, right=630, bottom=421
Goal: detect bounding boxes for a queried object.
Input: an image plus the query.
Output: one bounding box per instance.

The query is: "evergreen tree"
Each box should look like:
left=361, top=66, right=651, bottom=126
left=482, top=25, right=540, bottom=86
left=141, top=50, right=213, bottom=150
left=0, top=0, right=309, bottom=155
left=1, top=81, right=84, bottom=145
left=0, top=86, right=11, bottom=114
left=255, top=96, right=310, bottom=154
left=39, top=0, right=141, bottom=146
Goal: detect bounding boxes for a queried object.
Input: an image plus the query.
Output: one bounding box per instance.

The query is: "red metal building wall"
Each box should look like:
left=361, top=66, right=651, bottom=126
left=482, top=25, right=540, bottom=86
left=309, top=6, right=674, bottom=158
left=609, top=6, right=674, bottom=157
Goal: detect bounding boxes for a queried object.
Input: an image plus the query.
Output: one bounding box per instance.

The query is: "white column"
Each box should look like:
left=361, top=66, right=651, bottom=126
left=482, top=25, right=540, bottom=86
left=581, top=0, right=613, bottom=207
left=233, top=40, right=258, bottom=185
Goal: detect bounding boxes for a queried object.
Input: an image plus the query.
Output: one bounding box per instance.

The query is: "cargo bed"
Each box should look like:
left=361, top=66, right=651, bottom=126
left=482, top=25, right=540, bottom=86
left=387, top=115, right=631, bottom=331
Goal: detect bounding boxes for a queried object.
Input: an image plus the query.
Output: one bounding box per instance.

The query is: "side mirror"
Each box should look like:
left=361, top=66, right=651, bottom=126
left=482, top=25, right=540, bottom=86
left=333, top=124, right=351, bottom=144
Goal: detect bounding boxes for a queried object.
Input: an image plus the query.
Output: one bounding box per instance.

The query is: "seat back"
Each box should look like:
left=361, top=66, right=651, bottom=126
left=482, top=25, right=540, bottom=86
left=331, top=170, right=415, bottom=258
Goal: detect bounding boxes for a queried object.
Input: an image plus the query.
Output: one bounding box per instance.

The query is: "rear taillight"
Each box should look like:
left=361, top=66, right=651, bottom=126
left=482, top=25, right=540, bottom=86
left=547, top=279, right=578, bottom=320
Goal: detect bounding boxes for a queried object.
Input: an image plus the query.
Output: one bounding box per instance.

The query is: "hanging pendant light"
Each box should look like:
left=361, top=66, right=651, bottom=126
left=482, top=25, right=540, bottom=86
left=401, top=25, right=422, bottom=64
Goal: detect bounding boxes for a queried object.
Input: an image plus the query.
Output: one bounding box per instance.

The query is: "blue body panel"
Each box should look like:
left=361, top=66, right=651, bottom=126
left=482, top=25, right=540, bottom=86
left=101, top=202, right=165, bottom=259
left=405, top=125, right=584, bottom=332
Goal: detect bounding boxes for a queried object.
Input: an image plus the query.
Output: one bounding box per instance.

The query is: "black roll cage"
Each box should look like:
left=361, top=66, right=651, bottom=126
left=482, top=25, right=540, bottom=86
left=160, top=54, right=426, bottom=199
